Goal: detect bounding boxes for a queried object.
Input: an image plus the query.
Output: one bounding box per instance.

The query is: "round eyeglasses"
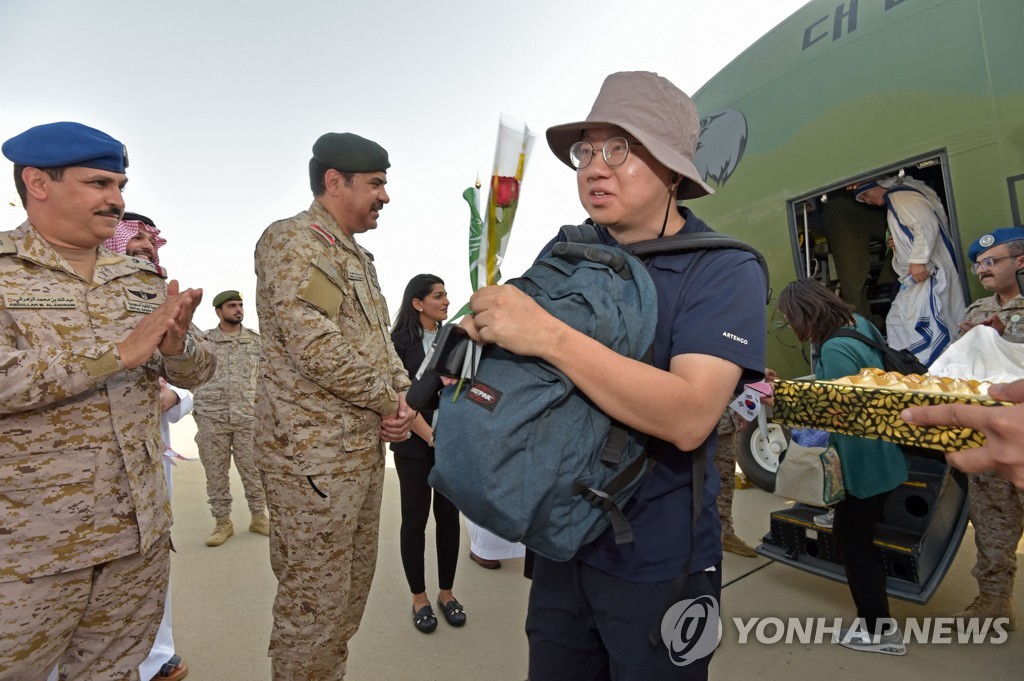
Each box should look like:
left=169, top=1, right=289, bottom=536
left=568, top=137, right=642, bottom=170
left=971, top=255, right=1015, bottom=274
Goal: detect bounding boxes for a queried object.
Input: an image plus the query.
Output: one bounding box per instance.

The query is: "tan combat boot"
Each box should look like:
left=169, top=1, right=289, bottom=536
left=722, top=531, right=758, bottom=558
left=952, top=594, right=1017, bottom=631
left=249, top=512, right=270, bottom=536
left=206, top=518, right=234, bottom=547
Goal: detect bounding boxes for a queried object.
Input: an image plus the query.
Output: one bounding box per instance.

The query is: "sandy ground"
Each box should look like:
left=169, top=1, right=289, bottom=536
left=165, top=417, right=1023, bottom=680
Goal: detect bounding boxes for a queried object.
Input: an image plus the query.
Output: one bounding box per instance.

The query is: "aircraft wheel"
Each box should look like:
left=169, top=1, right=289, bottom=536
left=737, top=419, right=789, bottom=492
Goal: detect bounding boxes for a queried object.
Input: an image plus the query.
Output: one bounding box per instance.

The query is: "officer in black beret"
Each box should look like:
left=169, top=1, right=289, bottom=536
left=305, top=131, right=392, bottom=236
left=254, top=131, right=414, bottom=678
left=311, top=131, right=390, bottom=175
left=0, top=124, right=216, bottom=678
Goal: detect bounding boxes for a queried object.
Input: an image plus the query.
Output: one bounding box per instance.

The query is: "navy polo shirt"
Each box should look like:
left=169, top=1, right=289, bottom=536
left=538, top=210, right=767, bottom=582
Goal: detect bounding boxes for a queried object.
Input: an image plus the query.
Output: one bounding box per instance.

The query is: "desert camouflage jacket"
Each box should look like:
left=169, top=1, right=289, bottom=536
left=192, top=325, right=261, bottom=422
left=0, top=221, right=216, bottom=581
left=960, top=293, right=1024, bottom=344
left=254, top=201, right=410, bottom=476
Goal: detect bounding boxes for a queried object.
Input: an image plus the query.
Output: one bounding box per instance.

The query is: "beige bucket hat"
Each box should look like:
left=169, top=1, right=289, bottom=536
left=546, top=71, right=714, bottom=200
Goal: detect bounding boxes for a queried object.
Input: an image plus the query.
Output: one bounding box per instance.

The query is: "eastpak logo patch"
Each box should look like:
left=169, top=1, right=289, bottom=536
left=467, top=381, right=502, bottom=412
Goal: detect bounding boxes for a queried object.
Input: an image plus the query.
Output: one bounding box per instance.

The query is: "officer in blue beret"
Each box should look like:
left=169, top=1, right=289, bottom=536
left=967, top=227, right=1024, bottom=264
left=949, top=226, right=1024, bottom=628
left=958, top=226, right=1024, bottom=340
left=3, top=121, right=128, bottom=172
left=3, top=121, right=129, bottom=252
left=0, top=122, right=217, bottom=679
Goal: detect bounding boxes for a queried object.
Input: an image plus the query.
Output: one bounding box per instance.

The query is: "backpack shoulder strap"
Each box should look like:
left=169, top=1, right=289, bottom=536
left=626, top=232, right=771, bottom=304
left=827, top=326, right=888, bottom=352
left=556, top=225, right=770, bottom=303
left=559, top=223, right=602, bottom=244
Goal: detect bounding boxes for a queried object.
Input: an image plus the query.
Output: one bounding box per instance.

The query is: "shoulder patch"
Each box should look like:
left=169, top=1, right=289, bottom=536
left=0, top=232, right=17, bottom=255
left=310, top=223, right=336, bottom=247
left=124, top=255, right=167, bottom=278
left=314, top=253, right=343, bottom=284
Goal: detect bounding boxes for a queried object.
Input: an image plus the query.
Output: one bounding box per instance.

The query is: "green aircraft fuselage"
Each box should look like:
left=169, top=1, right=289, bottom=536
left=691, top=0, right=1024, bottom=378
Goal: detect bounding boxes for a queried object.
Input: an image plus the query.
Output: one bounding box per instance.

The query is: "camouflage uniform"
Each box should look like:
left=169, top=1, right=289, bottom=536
left=958, top=294, right=1024, bottom=600
left=254, top=201, right=410, bottom=679
left=193, top=325, right=265, bottom=519
left=715, top=409, right=741, bottom=535
left=0, top=222, right=215, bottom=680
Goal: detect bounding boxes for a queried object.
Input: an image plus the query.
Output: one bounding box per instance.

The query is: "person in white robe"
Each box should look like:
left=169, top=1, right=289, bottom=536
left=855, top=175, right=966, bottom=364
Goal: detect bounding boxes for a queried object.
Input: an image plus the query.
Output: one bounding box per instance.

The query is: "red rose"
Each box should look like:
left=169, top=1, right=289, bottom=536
left=493, top=176, right=520, bottom=208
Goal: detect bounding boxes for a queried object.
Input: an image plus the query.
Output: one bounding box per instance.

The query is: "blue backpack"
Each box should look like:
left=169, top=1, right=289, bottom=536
left=427, top=225, right=769, bottom=561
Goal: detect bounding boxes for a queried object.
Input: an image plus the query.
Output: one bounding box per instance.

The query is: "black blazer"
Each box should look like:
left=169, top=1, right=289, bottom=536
left=389, top=331, right=436, bottom=461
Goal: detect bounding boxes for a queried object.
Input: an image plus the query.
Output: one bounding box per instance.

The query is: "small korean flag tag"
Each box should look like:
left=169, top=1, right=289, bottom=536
left=729, top=381, right=774, bottom=422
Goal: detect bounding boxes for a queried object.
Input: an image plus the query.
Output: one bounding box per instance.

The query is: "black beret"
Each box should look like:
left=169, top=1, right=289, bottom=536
left=2, top=121, right=128, bottom=173
left=312, top=132, right=389, bottom=173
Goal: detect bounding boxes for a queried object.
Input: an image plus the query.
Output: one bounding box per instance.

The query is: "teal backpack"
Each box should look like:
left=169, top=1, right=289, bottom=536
left=427, top=224, right=769, bottom=561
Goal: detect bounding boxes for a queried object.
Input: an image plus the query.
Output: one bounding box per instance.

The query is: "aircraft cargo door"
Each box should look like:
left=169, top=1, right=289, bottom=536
left=758, top=153, right=972, bottom=604
left=787, top=153, right=970, bottom=344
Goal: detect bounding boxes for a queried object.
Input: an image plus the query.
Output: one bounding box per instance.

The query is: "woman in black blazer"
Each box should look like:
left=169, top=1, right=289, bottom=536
left=390, top=274, right=465, bottom=633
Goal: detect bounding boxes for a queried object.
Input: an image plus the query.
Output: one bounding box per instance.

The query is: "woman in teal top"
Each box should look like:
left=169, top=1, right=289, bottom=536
left=815, top=319, right=909, bottom=498
left=778, top=278, right=909, bottom=655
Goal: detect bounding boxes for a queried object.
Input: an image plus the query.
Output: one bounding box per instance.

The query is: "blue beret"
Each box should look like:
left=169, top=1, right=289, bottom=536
left=312, top=132, right=389, bottom=173
left=968, top=227, right=1024, bottom=262
left=2, top=122, right=128, bottom=173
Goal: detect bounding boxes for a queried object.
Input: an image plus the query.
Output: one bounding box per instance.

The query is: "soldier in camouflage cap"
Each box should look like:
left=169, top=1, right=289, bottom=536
left=254, top=131, right=414, bottom=679
left=0, top=121, right=216, bottom=679
left=193, top=289, right=267, bottom=547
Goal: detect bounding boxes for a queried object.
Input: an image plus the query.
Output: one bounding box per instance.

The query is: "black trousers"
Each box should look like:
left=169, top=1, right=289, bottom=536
left=393, top=454, right=461, bottom=594
left=527, top=556, right=722, bottom=681
left=832, top=490, right=893, bottom=634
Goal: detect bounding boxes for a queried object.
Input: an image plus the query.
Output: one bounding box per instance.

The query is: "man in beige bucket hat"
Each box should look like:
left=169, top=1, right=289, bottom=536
left=546, top=71, right=714, bottom=205
left=461, top=71, right=767, bottom=679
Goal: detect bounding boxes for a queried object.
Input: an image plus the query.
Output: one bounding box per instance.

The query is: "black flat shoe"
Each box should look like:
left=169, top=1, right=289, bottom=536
left=413, top=604, right=437, bottom=633
left=437, top=597, right=467, bottom=627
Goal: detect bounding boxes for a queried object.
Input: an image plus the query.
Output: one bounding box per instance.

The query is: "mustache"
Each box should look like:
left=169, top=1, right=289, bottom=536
left=96, top=207, right=122, bottom=219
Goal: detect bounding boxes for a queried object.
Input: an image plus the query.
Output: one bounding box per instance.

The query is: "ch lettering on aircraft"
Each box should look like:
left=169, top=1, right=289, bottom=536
left=802, top=0, right=909, bottom=50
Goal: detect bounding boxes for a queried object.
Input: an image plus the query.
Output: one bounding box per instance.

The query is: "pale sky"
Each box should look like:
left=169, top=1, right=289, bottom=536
left=0, top=0, right=808, bottom=331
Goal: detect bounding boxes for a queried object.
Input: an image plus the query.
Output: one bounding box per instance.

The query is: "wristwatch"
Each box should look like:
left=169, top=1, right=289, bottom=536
left=163, top=333, right=196, bottom=361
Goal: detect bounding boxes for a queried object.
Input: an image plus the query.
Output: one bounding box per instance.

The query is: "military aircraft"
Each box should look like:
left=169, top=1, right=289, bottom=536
left=690, top=0, right=1023, bottom=602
